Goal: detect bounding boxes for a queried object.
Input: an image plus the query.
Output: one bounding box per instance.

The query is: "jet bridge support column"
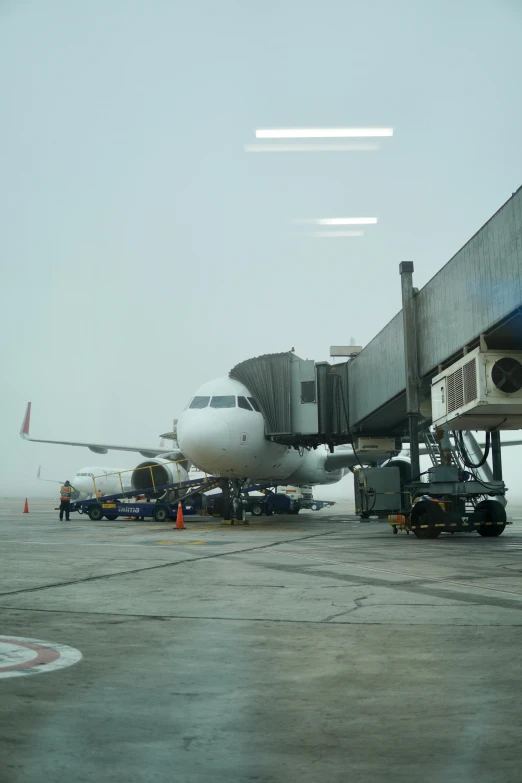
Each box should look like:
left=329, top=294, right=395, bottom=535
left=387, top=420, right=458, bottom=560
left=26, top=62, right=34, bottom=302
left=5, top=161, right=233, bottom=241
left=400, top=262, right=421, bottom=481
left=491, top=431, right=503, bottom=481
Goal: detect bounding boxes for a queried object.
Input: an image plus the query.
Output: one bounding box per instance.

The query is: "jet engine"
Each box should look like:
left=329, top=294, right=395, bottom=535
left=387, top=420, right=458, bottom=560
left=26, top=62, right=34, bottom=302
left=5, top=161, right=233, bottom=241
left=131, top=458, right=189, bottom=497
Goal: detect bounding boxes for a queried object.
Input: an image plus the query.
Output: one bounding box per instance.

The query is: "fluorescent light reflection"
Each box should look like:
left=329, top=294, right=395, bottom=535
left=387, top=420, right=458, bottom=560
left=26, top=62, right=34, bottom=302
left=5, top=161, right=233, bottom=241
left=244, top=142, right=380, bottom=152
left=308, top=231, right=364, bottom=238
left=294, top=217, right=378, bottom=226
left=256, top=128, right=393, bottom=139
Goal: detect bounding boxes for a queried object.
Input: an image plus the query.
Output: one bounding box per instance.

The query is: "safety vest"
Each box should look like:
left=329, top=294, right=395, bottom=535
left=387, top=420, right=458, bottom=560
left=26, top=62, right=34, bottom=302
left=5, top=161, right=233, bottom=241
left=60, top=485, right=72, bottom=501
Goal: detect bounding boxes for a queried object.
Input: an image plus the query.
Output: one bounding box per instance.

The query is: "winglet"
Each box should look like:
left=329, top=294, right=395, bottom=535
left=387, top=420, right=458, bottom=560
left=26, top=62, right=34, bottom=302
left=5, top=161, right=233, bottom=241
left=20, top=402, right=32, bottom=439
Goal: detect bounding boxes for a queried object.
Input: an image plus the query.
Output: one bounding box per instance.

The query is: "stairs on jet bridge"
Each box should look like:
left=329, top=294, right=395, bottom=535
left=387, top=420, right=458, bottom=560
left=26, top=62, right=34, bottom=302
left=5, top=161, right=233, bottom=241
left=420, top=427, right=498, bottom=509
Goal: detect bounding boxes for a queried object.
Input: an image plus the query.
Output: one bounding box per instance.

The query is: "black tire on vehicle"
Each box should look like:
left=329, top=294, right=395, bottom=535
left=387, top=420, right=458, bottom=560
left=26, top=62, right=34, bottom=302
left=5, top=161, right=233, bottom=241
left=311, top=504, right=318, bottom=511
left=104, top=515, right=118, bottom=521
left=475, top=500, right=506, bottom=537
left=411, top=500, right=443, bottom=539
left=251, top=503, right=264, bottom=517
left=153, top=505, right=169, bottom=522
left=290, top=509, right=300, bottom=515
left=88, top=504, right=104, bottom=521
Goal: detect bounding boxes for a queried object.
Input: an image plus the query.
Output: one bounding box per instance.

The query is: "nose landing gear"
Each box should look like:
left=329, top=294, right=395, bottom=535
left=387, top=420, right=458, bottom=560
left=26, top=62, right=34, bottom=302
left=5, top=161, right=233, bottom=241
left=220, top=480, right=249, bottom=525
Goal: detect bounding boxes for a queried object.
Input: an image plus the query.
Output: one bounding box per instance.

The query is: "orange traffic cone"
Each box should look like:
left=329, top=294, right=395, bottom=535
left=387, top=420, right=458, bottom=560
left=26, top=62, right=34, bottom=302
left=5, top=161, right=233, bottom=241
left=23, top=498, right=29, bottom=514
left=174, top=501, right=185, bottom=530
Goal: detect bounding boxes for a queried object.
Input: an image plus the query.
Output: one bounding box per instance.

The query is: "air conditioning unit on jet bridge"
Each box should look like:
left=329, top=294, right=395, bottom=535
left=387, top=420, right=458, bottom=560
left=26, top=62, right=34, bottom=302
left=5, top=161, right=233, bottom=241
left=431, top=347, right=522, bottom=430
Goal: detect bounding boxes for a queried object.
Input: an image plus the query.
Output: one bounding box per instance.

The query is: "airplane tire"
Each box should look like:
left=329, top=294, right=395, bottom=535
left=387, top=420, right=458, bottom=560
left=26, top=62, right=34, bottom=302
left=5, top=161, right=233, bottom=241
left=153, top=505, right=169, bottom=522
left=88, top=504, right=103, bottom=521
left=250, top=504, right=264, bottom=517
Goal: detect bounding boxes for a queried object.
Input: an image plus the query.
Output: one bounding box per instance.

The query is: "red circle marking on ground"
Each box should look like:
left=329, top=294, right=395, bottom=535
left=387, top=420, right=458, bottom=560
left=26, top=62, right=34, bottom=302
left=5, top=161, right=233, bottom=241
left=0, top=638, right=61, bottom=673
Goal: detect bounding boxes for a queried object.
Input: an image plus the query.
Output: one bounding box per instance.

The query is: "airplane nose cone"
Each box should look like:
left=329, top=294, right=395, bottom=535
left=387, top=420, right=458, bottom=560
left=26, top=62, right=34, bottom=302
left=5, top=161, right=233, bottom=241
left=178, top=415, right=231, bottom=473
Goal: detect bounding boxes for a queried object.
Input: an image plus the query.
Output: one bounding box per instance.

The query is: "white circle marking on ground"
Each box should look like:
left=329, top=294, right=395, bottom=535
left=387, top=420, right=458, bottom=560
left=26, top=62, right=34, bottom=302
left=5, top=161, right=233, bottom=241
left=0, top=636, right=82, bottom=679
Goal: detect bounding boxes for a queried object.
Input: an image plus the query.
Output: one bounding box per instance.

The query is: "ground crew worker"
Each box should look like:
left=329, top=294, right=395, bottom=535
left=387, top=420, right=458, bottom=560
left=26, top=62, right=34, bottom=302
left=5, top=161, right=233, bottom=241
left=59, top=480, right=73, bottom=521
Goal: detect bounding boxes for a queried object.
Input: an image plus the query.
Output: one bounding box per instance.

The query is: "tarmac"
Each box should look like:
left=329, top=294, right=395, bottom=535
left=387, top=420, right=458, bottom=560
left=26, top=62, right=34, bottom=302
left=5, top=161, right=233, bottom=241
left=2, top=498, right=522, bottom=782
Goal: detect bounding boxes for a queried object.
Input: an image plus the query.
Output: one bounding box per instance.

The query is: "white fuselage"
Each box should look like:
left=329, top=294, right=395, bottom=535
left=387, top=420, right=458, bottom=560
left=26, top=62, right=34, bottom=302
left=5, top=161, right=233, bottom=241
left=177, top=377, right=347, bottom=486
left=71, top=467, right=132, bottom=500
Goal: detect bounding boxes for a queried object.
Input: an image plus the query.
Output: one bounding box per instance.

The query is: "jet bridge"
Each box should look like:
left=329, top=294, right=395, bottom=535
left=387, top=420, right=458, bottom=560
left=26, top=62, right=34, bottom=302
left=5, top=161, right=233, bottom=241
left=347, top=185, right=522, bottom=435
left=345, top=185, right=522, bottom=536
left=232, top=187, right=522, bottom=536
left=230, top=351, right=351, bottom=448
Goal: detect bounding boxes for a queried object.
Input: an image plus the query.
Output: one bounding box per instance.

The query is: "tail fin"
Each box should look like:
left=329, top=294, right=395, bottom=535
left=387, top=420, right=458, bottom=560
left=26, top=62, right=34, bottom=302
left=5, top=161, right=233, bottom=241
left=20, top=402, right=32, bottom=439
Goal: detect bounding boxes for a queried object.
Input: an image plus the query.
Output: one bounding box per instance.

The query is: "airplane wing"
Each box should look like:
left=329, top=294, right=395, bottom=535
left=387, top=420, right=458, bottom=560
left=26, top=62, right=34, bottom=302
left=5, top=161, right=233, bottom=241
left=324, top=450, right=358, bottom=471
left=418, top=440, right=522, bottom=454
left=326, top=437, right=522, bottom=471
left=36, top=465, right=63, bottom=485
left=20, top=403, right=186, bottom=461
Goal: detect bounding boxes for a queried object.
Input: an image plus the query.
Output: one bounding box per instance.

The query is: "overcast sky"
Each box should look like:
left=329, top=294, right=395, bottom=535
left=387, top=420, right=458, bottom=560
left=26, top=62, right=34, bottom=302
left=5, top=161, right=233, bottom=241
left=1, top=0, right=521, bottom=500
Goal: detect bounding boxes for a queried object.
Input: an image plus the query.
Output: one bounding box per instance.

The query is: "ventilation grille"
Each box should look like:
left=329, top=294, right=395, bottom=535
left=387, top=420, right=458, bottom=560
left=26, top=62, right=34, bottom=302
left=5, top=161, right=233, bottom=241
left=447, top=358, right=477, bottom=413
left=463, top=357, right=478, bottom=403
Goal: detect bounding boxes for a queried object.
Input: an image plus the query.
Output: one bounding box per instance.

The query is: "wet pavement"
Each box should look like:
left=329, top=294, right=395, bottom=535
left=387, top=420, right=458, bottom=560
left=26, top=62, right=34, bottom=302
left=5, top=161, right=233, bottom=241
left=1, top=499, right=522, bottom=782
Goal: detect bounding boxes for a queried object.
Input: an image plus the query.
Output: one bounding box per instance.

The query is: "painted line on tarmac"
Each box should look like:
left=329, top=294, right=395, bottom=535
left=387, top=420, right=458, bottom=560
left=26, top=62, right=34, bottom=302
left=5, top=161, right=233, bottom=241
left=262, top=548, right=522, bottom=599
left=0, top=636, right=82, bottom=679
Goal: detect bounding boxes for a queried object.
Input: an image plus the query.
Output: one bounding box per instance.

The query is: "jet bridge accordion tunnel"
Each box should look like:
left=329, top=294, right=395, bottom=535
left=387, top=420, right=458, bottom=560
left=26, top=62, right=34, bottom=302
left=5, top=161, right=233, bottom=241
left=229, top=352, right=351, bottom=449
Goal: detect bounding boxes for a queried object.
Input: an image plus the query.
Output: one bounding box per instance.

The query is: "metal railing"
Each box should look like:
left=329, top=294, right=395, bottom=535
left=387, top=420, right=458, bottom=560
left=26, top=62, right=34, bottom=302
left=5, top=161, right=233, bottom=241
left=90, top=460, right=186, bottom=500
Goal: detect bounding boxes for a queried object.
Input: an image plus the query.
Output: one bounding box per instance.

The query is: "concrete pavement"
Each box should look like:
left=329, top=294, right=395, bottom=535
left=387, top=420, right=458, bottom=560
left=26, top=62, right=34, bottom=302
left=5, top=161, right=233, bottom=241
left=1, top=500, right=522, bottom=782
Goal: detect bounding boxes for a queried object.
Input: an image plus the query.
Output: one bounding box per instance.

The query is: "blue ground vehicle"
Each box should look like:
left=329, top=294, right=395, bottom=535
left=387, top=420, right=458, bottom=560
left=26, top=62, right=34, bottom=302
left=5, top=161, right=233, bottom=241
left=69, top=474, right=220, bottom=522
left=74, top=499, right=182, bottom=522
left=244, top=493, right=296, bottom=517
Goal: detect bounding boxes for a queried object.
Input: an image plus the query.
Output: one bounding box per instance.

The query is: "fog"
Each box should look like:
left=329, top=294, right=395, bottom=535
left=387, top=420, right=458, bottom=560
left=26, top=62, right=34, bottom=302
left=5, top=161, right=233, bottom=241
left=1, top=0, right=522, bottom=501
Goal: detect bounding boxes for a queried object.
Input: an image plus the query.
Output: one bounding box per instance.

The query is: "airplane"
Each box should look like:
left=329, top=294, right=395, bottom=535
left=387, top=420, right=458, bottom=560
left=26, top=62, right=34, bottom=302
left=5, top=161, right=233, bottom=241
left=36, top=465, right=133, bottom=501
left=20, top=376, right=395, bottom=498
left=20, top=370, right=522, bottom=516
left=176, top=376, right=359, bottom=485
left=21, top=402, right=190, bottom=497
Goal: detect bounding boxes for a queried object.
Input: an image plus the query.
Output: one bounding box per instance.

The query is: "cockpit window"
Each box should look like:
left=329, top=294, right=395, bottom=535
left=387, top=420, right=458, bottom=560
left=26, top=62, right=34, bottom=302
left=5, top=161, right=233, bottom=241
left=248, top=397, right=261, bottom=412
left=238, top=396, right=253, bottom=411
left=210, top=395, right=236, bottom=408
left=189, top=396, right=210, bottom=409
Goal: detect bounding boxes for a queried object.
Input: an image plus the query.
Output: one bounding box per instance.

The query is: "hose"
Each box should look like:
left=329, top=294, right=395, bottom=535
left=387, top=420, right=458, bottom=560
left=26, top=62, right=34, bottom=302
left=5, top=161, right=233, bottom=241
left=455, top=430, right=490, bottom=470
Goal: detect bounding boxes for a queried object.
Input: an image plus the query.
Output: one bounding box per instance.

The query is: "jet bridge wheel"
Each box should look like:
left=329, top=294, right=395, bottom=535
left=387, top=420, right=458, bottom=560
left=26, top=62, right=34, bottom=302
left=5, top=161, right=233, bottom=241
left=411, top=501, right=443, bottom=539
left=88, top=504, right=104, bottom=522
left=475, top=500, right=506, bottom=537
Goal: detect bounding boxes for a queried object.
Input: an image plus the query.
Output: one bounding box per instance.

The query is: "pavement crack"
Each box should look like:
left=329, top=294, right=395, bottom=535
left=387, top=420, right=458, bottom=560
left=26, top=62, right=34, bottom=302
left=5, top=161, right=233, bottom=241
left=0, top=529, right=341, bottom=599
left=324, top=593, right=374, bottom=621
